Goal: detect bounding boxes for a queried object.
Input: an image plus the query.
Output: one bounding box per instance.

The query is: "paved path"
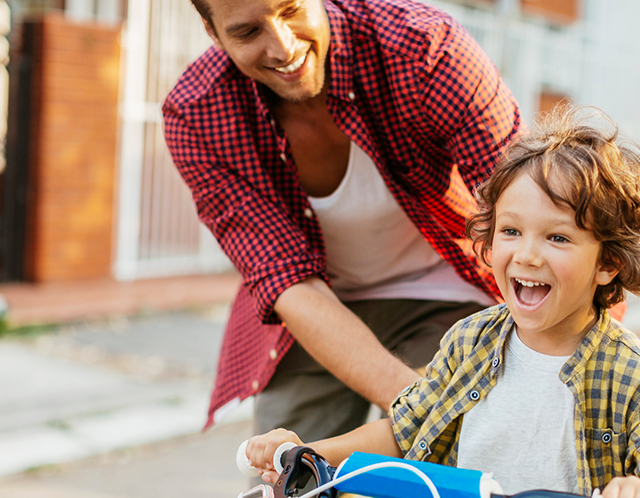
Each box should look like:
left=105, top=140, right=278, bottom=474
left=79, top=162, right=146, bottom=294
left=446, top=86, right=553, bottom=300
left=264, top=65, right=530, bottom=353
left=0, top=420, right=252, bottom=498
left=0, top=307, right=253, bottom=497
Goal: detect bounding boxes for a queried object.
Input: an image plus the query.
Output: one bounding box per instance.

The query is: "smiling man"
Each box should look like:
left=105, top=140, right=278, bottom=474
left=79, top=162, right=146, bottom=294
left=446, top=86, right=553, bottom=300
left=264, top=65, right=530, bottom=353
left=162, top=0, right=523, bottom=441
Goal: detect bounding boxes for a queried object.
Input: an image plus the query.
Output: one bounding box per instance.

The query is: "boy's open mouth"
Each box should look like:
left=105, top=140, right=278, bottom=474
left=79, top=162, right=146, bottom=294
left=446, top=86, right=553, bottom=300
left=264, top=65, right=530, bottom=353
left=513, top=277, right=551, bottom=306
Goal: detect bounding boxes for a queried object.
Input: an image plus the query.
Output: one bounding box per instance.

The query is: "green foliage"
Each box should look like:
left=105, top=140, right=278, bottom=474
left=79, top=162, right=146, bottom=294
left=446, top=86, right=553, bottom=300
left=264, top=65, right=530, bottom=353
left=0, top=320, right=59, bottom=339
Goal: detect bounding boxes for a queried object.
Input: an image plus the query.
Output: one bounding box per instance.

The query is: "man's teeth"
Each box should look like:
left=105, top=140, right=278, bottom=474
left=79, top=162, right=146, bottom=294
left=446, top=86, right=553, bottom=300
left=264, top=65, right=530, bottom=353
left=515, top=277, right=545, bottom=287
left=274, top=53, right=307, bottom=74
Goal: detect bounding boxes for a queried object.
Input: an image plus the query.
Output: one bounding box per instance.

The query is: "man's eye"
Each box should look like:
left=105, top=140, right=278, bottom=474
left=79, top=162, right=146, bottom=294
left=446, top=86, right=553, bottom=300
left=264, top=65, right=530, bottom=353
left=236, top=28, right=258, bottom=40
left=550, top=235, right=569, bottom=243
left=282, top=6, right=300, bottom=17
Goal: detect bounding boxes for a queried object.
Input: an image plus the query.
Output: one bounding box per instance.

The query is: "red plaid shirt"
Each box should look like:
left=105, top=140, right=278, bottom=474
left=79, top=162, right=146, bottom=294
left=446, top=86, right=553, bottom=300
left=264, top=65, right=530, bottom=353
left=162, top=0, right=523, bottom=428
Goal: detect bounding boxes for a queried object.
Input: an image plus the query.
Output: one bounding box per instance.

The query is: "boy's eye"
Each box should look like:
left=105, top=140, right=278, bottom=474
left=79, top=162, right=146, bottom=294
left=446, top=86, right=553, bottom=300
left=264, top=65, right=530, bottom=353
left=550, top=235, right=569, bottom=243
left=501, top=228, right=520, bottom=236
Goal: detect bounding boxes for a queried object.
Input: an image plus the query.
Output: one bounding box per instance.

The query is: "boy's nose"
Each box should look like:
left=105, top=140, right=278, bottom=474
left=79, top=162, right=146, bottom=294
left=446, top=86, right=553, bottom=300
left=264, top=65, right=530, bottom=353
left=513, top=239, right=543, bottom=267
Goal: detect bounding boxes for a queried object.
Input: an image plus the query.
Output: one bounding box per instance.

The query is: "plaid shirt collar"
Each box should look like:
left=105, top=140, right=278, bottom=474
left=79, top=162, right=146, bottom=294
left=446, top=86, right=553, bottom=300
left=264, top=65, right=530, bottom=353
left=326, top=0, right=356, bottom=103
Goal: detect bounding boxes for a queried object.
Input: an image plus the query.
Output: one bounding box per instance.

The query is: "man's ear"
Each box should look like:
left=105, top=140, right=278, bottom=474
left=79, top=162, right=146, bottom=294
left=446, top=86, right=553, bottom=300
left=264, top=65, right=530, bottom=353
left=202, top=17, right=224, bottom=50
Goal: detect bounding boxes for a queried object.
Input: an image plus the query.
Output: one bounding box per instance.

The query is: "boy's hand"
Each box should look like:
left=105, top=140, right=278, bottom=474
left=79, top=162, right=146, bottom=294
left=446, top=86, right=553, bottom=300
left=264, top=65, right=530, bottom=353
left=601, top=476, right=640, bottom=498
left=245, top=428, right=304, bottom=484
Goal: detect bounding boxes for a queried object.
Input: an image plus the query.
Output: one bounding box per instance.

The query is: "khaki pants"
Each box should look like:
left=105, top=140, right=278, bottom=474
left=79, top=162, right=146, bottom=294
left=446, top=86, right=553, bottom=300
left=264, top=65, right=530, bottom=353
left=253, top=299, right=486, bottom=442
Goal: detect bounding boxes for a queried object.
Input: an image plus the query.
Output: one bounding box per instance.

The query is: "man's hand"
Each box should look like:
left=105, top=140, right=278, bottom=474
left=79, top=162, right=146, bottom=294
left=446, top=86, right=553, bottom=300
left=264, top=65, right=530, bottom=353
left=601, top=476, right=640, bottom=498
left=245, top=428, right=304, bottom=484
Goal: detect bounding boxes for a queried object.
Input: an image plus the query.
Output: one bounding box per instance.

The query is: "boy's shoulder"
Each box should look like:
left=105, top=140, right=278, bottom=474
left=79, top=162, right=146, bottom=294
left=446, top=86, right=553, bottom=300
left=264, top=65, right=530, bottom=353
left=444, top=304, right=513, bottom=351
left=450, top=303, right=512, bottom=335
left=599, top=314, right=640, bottom=358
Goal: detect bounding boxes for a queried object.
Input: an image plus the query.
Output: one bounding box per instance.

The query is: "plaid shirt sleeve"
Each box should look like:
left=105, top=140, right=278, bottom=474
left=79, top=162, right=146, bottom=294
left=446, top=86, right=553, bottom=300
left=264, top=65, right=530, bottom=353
left=390, top=306, right=509, bottom=462
left=624, top=374, right=640, bottom=477
left=163, top=81, right=326, bottom=323
left=415, top=10, right=524, bottom=194
left=573, top=315, right=640, bottom=492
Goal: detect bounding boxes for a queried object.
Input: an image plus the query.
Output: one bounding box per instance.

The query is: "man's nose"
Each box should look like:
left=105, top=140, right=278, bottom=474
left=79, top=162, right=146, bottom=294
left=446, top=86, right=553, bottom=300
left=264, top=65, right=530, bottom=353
left=265, top=21, right=295, bottom=62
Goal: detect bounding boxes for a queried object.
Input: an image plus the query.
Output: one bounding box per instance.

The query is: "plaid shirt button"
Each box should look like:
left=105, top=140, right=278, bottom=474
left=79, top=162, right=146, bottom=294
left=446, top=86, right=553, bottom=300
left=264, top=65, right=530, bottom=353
left=469, top=390, right=480, bottom=401
left=269, top=349, right=278, bottom=360
left=280, top=153, right=286, bottom=162
left=251, top=380, right=259, bottom=391
left=348, top=91, right=355, bottom=100
left=418, top=440, right=428, bottom=451
left=492, top=357, right=500, bottom=368
left=304, top=208, right=314, bottom=218
left=602, top=432, right=612, bottom=444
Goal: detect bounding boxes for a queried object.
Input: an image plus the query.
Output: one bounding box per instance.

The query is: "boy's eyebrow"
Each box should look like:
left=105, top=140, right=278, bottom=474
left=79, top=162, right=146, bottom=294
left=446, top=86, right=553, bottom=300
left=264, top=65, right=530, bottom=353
left=497, top=211, right=579, bottom=230
left=225, top=0, right=298, bottom=36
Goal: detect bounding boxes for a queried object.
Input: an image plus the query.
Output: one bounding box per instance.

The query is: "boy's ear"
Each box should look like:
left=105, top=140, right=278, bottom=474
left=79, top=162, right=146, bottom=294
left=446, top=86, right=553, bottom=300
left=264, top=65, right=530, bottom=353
left=594, top=263, right=619, bottom=286
left=202, top=17, right=224, bottom=51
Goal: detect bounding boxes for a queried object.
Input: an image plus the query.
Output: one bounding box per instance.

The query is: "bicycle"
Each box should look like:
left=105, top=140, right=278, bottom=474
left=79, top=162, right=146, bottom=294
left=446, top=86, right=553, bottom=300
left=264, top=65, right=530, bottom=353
left=236, top=442, right=599, bottom=498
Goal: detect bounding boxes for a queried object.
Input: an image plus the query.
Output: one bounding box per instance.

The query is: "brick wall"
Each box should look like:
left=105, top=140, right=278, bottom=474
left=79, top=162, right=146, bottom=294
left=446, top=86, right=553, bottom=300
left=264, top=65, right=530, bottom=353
left=23, top=14, right=121, bottom=281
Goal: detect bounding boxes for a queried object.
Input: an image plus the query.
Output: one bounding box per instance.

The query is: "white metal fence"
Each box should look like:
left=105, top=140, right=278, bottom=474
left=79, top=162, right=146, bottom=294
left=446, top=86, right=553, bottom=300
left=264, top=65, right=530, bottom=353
left=430, top=0, right=640, bottom=137
left=115, top=0, right=230, bottom=280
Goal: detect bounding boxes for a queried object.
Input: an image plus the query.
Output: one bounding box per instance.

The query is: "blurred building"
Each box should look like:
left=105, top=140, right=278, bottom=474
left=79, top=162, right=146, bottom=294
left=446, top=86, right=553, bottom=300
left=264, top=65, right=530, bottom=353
left=1, top=0, right=639, bottom=284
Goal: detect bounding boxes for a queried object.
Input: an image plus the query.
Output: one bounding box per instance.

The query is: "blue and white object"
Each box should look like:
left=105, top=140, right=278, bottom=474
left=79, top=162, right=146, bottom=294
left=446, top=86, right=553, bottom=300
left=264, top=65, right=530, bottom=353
left=333, top=452, right=504, bottom=498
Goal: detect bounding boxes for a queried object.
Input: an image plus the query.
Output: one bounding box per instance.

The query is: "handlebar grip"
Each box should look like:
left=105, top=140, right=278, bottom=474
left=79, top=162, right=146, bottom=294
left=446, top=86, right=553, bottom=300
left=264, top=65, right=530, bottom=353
left=236, top=440, right=260, bottom=477
left=236, top=440, right=297, bottom=477
left=273, top=442, right=297, bottom=474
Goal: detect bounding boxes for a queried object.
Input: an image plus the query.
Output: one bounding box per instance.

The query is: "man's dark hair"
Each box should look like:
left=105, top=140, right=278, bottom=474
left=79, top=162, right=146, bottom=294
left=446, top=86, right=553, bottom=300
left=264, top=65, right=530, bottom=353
left=191, top=0, right=214, bottom=29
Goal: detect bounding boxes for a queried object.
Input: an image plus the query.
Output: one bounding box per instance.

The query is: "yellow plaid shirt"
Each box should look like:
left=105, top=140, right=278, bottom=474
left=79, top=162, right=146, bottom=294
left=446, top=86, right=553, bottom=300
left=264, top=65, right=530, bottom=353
left=390, top=304, right=640, bottom=495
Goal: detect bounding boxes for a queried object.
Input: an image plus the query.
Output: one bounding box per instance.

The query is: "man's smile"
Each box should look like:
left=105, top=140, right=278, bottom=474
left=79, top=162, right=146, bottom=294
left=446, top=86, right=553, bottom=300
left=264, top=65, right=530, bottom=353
left=273, top=51, right=308, bottom=74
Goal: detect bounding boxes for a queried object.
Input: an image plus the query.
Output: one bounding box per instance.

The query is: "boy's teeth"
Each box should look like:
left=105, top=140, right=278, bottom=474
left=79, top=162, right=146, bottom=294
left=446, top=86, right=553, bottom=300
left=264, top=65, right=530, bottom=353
left=275, top=53, right=307, bottom=74
left=515, top=278, right=542, bottom=287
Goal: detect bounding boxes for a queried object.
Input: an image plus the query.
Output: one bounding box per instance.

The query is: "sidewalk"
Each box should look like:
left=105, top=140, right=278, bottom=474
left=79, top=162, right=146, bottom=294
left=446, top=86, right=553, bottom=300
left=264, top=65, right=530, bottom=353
left=0, top=273, right=241, bottom=327
left=0, top=273, right=253, bottom=479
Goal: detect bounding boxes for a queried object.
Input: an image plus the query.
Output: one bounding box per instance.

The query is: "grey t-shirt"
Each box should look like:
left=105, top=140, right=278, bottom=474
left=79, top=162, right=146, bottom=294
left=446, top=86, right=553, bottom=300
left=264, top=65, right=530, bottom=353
left=457, top=329, right=578, bottom=494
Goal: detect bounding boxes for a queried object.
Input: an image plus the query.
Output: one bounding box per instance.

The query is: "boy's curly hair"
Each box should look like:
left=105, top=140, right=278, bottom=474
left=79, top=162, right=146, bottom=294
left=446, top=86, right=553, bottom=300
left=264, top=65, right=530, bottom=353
left=466, top=105, right=640, bottom=310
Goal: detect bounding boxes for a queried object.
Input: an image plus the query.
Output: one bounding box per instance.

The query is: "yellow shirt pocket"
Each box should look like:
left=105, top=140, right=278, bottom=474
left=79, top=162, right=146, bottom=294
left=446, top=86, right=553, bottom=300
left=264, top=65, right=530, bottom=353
left=586, top=427, right=626, bottom=487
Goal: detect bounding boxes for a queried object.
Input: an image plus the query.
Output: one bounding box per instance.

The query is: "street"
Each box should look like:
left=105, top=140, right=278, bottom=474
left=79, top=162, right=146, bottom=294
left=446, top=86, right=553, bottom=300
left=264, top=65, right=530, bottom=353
left=0, top=420, right=252, bottom=498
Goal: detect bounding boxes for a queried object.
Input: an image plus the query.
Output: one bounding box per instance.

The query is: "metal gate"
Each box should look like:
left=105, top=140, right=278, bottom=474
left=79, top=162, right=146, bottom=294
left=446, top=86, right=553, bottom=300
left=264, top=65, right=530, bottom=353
left=115, top=0, right=230, bottom=280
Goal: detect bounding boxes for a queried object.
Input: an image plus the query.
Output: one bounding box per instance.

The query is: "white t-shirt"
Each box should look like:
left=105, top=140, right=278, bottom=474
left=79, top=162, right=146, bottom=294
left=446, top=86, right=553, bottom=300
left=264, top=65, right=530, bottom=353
left=308, top=142, right=495, bottom=305
left=457, top=329, right=579, bottom=494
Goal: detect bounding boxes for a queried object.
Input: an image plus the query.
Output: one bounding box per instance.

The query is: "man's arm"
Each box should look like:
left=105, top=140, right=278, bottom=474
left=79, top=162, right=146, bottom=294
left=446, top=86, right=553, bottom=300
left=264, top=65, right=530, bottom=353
left=273, top=276, right=420, bottom=411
